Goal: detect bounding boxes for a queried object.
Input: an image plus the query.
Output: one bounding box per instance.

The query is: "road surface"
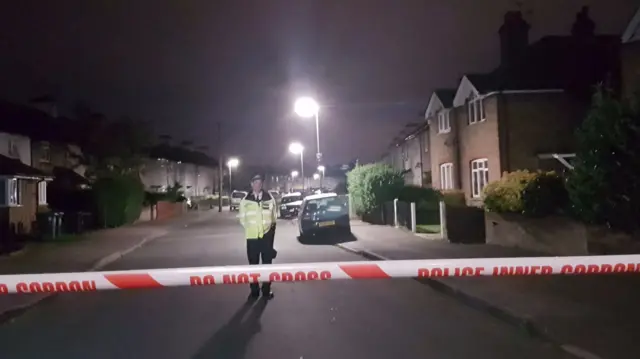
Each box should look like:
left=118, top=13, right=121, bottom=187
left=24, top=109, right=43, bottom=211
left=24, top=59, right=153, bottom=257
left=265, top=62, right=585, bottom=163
left=0, top=212, right=570, bottom=359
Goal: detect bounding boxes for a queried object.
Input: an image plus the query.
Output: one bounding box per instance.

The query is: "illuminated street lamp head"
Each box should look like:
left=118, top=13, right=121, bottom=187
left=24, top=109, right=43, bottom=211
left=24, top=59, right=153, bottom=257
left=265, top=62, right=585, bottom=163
left=291, top=170, right=299, bottom=178
left=289, top=142, right=304, bottom=155
left=313, top=173, right=320, bottom=180
left=227, top=158, right=239, bottom=168
left=294, top=97, right=319, bottom=118
left=317, top=165, right=325, bottom=173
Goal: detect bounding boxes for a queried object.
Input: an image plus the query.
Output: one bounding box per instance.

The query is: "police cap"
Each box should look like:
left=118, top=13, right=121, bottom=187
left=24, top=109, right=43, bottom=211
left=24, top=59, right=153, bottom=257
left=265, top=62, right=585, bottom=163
left=250, top=174, right=264, bottom=182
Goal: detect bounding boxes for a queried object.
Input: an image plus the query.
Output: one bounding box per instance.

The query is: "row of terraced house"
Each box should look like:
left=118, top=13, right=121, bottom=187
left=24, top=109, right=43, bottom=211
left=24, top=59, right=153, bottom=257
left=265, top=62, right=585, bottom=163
left=381, top=7, right=640, bottom=205
left=0, top=98, right=220, bottom=246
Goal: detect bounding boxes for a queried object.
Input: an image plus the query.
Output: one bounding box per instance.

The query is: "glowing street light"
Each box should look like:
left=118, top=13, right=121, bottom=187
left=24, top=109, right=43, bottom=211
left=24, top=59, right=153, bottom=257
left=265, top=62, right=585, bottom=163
left=289, top=142, right=305, bottom=190
left=291, top=170, right=299, bottom=178
left=313, top=173, right=320, bottom=180
left=294, top=97, right=322, bottom=163
left=227, top=157, right=239, bottom=191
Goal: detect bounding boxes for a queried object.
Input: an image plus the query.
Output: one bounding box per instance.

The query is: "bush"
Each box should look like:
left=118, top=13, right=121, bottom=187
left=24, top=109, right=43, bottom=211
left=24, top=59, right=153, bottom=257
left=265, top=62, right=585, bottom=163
left=397, top=185, right=441, bottom=211
left=567, top=88, right=640, bottom=232
left=347, top=163, right=404, bottom=215
left=92, top=174, right=145, bottom=228
left=484, top=170, right=566, bottom=217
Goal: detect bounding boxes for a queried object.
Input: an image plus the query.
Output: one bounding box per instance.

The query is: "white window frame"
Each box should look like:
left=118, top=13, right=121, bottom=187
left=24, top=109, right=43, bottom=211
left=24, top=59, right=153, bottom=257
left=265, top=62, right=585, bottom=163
left=38, top=181, right=48, bottom=205
left=437, top=110, right=451, bottom=133
left=40, top=142, right=51, bottom=163
left=439, top=163, right=454, bottom=190
left=470, top=159, right=489, bottom=198
left=467, top=95, right=486, bottom=125
left=0, top=178, right=22, bottom=207
left=7, top=138, right=20, bottom=159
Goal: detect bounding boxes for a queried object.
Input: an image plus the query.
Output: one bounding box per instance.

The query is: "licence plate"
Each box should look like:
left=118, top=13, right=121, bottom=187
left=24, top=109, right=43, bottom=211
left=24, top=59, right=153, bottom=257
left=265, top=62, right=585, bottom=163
left=318, top=221, right=335, bottom=227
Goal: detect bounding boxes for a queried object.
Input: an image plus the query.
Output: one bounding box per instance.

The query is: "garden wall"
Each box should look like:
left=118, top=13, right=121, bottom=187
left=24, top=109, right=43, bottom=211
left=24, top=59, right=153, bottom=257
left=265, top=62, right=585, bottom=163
left=486, top=212, right=640, bottom=255
left=156, top=201, right=185, bottom=220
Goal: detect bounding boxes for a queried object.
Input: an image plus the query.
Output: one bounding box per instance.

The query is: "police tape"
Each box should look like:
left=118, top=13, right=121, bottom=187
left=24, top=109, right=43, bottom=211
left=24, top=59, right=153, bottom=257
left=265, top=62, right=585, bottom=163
left=1, top=254, right=640, bottom=294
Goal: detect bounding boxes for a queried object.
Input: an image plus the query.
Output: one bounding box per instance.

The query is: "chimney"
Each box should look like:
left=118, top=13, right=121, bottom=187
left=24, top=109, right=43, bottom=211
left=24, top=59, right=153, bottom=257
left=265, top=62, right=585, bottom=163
left=571, top=6, right=596, bottom=39
left=29, top=95, right=58, bottom=118
left=499, top=11, right=530, bottom=67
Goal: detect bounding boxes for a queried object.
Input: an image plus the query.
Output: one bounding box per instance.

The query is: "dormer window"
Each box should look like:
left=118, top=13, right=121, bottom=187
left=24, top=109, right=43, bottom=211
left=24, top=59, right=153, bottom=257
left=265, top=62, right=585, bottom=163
left=437, top=110, right=451, bottom=133
left=468, top=94, right=486, bottom=124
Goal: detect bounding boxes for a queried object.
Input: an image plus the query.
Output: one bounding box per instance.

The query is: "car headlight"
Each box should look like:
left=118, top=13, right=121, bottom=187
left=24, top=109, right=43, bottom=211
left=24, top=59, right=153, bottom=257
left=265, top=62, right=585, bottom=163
left=281, top=205, right=286, bottom=210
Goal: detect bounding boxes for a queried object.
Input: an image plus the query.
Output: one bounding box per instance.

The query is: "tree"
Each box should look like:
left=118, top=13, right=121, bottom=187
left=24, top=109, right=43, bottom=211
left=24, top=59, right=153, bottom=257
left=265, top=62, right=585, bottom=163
left=73, top=107, right=152, bottom=178
left=566, top=88, right=640, bottom=232
left=347, top=163, right=404, bottom=215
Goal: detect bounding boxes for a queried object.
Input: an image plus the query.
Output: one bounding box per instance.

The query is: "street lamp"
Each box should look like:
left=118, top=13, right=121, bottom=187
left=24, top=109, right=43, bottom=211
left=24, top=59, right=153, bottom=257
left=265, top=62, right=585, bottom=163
left=227, top=157, right=239, bottom=191
left=289, top=142, right=305, bottom=191
left=313, top=173, right=320, bottom=180
left=294, top=97, right=321, bottom=164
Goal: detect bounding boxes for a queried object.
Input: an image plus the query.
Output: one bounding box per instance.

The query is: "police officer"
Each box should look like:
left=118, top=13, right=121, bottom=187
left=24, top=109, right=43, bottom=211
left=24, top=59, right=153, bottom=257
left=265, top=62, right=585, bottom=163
left=239, top=174, right=277, bottom=299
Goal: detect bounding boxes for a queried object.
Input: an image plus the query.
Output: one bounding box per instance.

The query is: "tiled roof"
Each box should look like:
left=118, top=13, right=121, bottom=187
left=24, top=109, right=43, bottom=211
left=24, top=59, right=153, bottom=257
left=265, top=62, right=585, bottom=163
left=0, top=155, right=49, bottom=178
left=0, top=100, right=77, bottom=144
left=434, top=89, right=457, bottom=108
left=466, top=34, right=620, bottom=94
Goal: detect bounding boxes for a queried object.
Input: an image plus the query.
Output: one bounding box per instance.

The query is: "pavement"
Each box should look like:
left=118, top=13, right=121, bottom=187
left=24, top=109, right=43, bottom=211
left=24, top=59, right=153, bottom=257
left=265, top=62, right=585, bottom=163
left=0, top=211, right=571, bottom=359
left=0, top=210, right=214, bottom=322
left=340, top=221, right=640, bottom=359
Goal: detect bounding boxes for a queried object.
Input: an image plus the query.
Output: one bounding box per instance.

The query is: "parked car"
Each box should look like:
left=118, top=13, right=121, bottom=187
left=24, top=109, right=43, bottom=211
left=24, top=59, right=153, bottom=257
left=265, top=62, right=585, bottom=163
left=279, top=192, right=303, bottom=219
left=230, top=190, right=247, bottom=211
left=298, top=193, right=350, bottom=238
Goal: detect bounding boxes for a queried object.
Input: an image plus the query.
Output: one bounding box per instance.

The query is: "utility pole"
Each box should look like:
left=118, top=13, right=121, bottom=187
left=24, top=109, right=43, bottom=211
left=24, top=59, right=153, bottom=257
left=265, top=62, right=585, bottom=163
left=217, top=121, right=223, bottom=212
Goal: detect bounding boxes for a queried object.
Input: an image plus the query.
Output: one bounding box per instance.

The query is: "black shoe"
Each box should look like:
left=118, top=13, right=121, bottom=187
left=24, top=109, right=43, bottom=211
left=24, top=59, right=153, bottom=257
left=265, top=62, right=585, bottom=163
left=261, top=291, right=274, bottom=300
left=272, top=249, right=278, bottom=259
left=248, top=291, right=260, bottom=300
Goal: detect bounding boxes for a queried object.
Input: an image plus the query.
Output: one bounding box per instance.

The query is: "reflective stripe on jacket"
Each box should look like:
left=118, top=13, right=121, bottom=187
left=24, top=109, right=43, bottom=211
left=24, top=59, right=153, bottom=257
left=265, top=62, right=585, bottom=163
left=239, top=190, right=277, bottom=239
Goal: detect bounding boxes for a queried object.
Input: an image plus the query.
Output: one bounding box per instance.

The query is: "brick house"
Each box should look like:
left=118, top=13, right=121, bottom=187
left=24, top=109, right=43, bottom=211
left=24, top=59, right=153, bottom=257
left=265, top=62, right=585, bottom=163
left=428, top=8, right=620, bottom=205
left=142, top=144, right=219, bottom=197
left=0, top=99, right=90, bottom=241
left=383, top=121, right=431, bottom=187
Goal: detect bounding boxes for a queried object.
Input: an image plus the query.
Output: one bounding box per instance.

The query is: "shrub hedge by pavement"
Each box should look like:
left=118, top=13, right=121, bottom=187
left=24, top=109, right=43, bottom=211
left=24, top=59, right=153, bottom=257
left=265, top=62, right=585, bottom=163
left=483, top=170, right=567, bottom=217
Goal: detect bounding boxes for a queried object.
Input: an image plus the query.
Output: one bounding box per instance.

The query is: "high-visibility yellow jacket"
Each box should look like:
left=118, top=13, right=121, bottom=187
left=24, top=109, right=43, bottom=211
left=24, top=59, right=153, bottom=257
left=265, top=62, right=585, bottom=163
left=239, top=190, right=277, bottom=239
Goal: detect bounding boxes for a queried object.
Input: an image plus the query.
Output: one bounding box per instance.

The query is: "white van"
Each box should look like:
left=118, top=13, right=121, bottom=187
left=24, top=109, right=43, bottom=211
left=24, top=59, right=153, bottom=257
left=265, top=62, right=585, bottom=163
left=230, top=190, right=247, bottom=211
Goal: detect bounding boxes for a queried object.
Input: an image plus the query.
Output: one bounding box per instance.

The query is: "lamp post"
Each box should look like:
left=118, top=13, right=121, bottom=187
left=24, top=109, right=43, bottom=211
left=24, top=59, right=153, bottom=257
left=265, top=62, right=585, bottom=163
left=294, top=97, right=321, bottom=164
left=291, top=170, right=299, bottom=192
left=317, top=165, right=325, bottom=190
left=227, top=157, right=239, bottom=191
left=289, top=142, right=304, bottom=191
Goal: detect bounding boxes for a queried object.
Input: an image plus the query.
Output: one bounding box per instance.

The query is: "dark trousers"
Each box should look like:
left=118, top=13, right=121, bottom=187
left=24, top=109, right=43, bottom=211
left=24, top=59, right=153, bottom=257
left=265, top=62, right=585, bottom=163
left=247, top=226, right=276, bottom=293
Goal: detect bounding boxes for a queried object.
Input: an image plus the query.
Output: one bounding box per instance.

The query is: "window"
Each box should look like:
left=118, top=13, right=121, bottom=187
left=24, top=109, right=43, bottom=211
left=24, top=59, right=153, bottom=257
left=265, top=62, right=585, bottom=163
left=470, top=159, right=489, bottom=198
left=38, top=181, right=48, bottom=205
left=423, top=131, right=429, bottom=152
left=0, top=179, right=22, bottom=206
left=437, top=110, right=450, bottom=133
left=40, top=142, right=51, bottom=163
left=7, top=138, right=20, bottom=159
left=439, top=163, right=454, bottom=190
left=467, top=96, right=486, bottom=124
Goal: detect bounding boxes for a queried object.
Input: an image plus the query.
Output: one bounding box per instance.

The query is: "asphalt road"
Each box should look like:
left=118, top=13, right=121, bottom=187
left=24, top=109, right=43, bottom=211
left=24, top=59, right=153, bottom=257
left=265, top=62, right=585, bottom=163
left=0, top=212, right=571, bottom=359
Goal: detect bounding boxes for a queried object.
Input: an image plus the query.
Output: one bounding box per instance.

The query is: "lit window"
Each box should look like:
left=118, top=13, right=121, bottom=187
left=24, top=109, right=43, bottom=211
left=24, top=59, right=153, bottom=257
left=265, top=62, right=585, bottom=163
left=439, top=163, right=454, bottom=190
left=438, top=110, right=451, bottom=133
left=470, top=159, right=489, bottom=198
left=0, top=179, right=22, bottom=206
left=38, top=181, right=48, bottom=205
left=468, top=95, right=486, bottom=125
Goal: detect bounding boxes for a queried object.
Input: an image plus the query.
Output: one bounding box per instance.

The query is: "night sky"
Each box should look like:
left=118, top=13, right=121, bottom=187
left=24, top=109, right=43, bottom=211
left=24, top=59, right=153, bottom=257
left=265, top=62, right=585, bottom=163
left=0, top=0, right=637, bottom=168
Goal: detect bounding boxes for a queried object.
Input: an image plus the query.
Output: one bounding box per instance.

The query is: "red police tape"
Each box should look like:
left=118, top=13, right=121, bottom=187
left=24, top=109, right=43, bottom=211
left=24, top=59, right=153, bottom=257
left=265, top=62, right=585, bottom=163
left=1, top=255, right=640, bottom=294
